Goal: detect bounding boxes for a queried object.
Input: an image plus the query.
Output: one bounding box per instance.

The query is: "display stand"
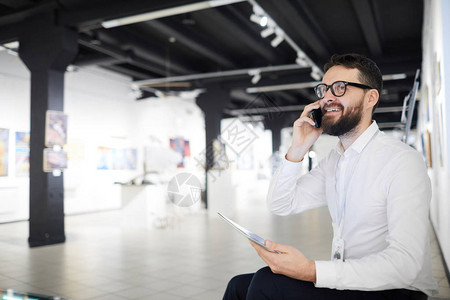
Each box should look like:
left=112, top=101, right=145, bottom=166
left=119, top=183, right=168, bottom=228
left=207, top=170, right=235, bottom=218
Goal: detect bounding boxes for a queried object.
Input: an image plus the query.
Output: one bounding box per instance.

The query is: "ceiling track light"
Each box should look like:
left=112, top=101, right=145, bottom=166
left=251, top=73, right=261, bottom=84
left=248, top=69, right=261, bottom=84
left=259, top=16, right=268, bottom=26
left=250, top=13, right=268, bottom=27
left=295, top=56, right=308, bottom=67
left=270, top=33, right=284, bottom=48
left=250, top=13, right=262, bottom=25
left=260, top=26, right=275, bottom=38
left=248, top=0, right=323, bottom=79
left=295, top=51, right=309, bottom=67
left=310, top=66, right=322, bottom=81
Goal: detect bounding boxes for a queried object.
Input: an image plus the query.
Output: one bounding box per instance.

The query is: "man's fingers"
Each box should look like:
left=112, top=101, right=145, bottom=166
left=301, top=102, right=321, bottom=117
left=265, top=240, right=289, bottom=253
left=294, top=116, right=316, bottom=128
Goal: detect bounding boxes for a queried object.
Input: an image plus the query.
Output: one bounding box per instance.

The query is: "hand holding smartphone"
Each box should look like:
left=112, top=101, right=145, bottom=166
left=286, top=104, right=322, bottom=162
left=218, top=212, right=280, bottom=253
left=310, top=108, right=322, bottom=128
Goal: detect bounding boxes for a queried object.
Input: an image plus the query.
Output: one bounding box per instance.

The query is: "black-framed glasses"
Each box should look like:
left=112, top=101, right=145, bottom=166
left=314, top=81, right=374, bottom=99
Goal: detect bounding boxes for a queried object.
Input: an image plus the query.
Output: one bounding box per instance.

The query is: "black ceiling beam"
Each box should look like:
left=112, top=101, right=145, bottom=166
left=99, top=27, right=193, bottom=75
left=0, top=2, right=58, bottom=42
left=351, top=0, right=383, bottom=57
left=78, top=35, right=168, bottom=76
left=0, top=0, right=35, bottom=9
left=0, top=22, right=19, bottom=43
left=0, top=1, right=55, bottom=27
left=258, top=0, right=331, bottom=61
left=143, top=19, right=237, bottom=69
left=377, top=60, right=421, bottom=75
left=197, top=8, right=277, bottom=62
left=271, top=91, right=298, bottom=104
left=73, top=52, right=120, bottom=66
left=197, top=67, right=312, bottom=88
left=103, top=64, right=153, bottom=80
left=219, top=71, right=314, bottom=90
left=58, top=0, right=195, bottom=30
left=230, top=89, right=258, bottom=103
left=228, top=90, right=289, bottom=109
left=291, top=88, right=315, bottom=101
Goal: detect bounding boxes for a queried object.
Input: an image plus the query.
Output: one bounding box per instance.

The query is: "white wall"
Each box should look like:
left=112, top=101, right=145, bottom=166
left=419, top=0, right=450, bottom=271
left=0, top=50, right=207, bottom=220
left=131, top=96, right=205, bottom=178
left=0, top=52, right=30, bottom=222
left=64, top=66, right=140, bottom=214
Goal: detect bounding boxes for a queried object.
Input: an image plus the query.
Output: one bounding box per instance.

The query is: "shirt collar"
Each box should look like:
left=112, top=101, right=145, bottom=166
left=336, top=121, right=380, bottom=156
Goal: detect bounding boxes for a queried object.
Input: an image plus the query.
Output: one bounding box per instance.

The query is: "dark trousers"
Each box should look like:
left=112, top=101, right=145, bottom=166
left=223, top=267, right=428, bottom=300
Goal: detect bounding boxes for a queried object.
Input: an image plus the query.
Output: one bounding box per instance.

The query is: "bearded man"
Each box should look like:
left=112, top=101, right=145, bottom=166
left=223, top=53, right=437, bottom=300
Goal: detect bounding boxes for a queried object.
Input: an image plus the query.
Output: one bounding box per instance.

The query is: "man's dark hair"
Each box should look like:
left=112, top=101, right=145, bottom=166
left=324, top=53, right=383, bottom=114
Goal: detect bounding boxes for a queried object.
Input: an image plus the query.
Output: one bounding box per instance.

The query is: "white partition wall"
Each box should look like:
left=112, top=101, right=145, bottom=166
left=420, top=0, right=450, bottom=272
left=0, top=52, right=31, bottom=222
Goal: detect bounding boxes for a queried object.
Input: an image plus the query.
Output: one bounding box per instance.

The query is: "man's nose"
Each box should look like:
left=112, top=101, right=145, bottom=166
left=320, top=91, right=336, bottom=105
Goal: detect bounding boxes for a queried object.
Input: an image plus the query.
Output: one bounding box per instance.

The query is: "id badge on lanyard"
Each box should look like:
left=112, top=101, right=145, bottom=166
left=332, top=210, right=345, bottom=261
left=332, top=235, right=345, bottom=261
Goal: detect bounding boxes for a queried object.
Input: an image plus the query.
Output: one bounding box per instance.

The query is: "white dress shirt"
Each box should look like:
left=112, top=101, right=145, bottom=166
left=267, top=121, right=438, bottom=295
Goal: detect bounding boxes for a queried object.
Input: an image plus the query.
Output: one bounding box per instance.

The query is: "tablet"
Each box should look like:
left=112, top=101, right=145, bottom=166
left=218, top=212, right=280, bottom=253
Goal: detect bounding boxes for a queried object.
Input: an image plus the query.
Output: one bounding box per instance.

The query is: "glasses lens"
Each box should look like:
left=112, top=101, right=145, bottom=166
left=332, top=81, right=346, bottom=97
left=315, top=84, right=327, bottom=99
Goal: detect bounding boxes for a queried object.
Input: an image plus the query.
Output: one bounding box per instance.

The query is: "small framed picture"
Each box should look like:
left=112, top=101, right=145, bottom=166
left=43, top=149, right=68, bottom=172
left=45, top=110, right=68, bottom=147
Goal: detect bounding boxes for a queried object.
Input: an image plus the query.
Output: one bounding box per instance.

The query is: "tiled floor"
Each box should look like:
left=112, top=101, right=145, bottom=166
left=0, top=180, right=449, bottom=299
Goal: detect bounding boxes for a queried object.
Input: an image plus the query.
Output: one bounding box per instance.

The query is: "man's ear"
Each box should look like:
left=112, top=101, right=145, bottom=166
left=366, top=89, right=379, bottom=110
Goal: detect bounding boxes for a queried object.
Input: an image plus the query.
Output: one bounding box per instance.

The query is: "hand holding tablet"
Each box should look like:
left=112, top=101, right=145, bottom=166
left=218, top=212, right=280, bottom=254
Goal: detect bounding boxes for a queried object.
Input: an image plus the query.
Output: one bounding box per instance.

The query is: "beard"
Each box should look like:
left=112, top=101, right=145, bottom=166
left=321, top=99, right=364, bottom=137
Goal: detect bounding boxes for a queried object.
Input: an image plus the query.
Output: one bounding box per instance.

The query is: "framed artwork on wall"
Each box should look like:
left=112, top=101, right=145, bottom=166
left=0, top=128, right=9, bottom=176
left=170, top=138, right=190, bottom=168
left=15, top=131, right=30, bottom=176
left=43, top=149, right=68, bottom=172
left=45, top=110, right=68, bottom=147
left=96, top=146, right=137, bottom=170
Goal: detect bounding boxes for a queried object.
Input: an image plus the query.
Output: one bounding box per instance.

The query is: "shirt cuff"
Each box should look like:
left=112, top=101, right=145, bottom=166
left=314, top=260, right=337, bottom=289
left=280, top=158, right=304, bottom=175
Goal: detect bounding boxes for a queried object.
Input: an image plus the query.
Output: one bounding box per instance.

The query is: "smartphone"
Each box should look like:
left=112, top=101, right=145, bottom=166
left=311, top=108, right=322, bottom=128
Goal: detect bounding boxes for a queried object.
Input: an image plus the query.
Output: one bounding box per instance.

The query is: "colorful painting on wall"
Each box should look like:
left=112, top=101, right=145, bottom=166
left=170, top=138, right=190, bottom=168
left=43, top=149, right=68, bottom=172
left=15, top=131, right=30, bottom=176
left=45, top=110, right=68, bottom=147
left=0, top=128, right=9, bottom=176
left=97, top=147, right=137, bottom=170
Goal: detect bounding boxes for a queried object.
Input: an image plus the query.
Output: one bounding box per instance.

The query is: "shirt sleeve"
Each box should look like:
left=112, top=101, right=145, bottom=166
left=266, top=157, right=328, bottom=216
left=315, top=150, right=433, bottom=292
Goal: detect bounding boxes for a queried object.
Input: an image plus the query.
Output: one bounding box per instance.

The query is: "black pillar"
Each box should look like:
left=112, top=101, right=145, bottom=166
left=264, top=117, right=286, bottom=154
left=19, top=13, right=78, bottom=247
left=196, top=85, right=231, bottom=208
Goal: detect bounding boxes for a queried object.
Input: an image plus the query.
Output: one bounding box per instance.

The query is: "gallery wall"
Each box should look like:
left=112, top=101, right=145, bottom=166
left=419, top=0, right=450, bottom=272
left=0, top=52, right=31, bottom=222
left=0, top=50, right=207, bottom=221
